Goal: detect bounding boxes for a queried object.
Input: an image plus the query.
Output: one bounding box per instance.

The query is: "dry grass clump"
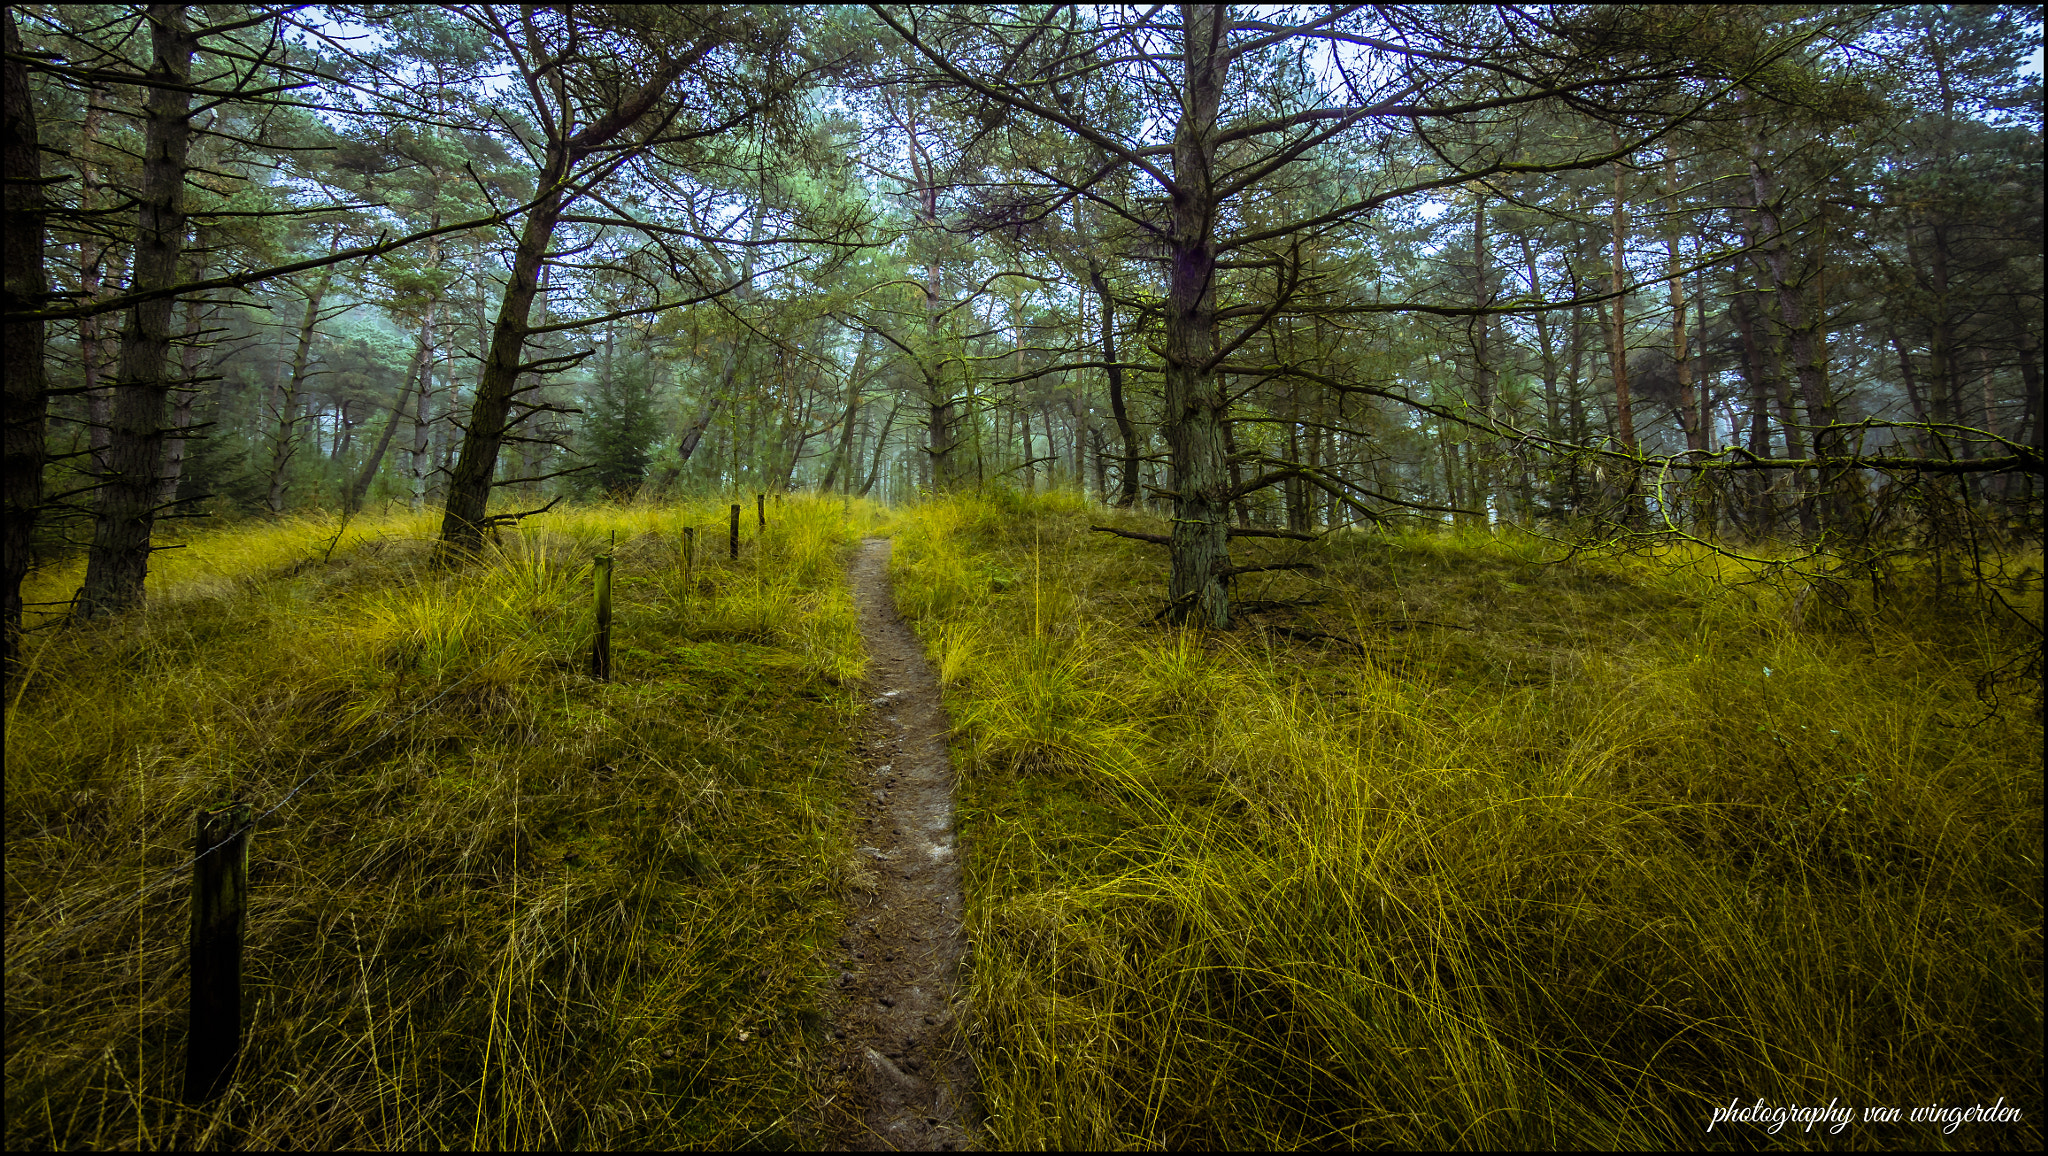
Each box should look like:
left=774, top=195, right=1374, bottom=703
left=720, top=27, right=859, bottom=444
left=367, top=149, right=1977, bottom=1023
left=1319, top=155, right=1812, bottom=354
left=894, top=490, right=2043, bottom=1151
left=5, top=494, right=885, bottom=1150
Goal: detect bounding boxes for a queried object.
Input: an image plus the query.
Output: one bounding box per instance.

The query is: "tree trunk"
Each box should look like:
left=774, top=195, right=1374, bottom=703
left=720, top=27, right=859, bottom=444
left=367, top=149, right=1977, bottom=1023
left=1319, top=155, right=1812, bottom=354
left=1020, top=403, right=1036, bottom=493
left=1088, top=259, right=1140, bottom=508
left=330, top=398, right=354, bottom=466
left=1666, top=160, right=1702, bottom=454
left=349, top=317, right=436, bottom=512
left=78, top=4, right=196, bottom=618
left=75, top=90, right=123, bottom=488
left=1764, top=306, right=1812, bottom=531
left=265, top=229, right=343, bottom=514
left=859, top=397, right=901, bottom=498
left=821, top=327, right=873, bottom=492
left=1519, top=236, right=1562, bottom=514
left=1753, top=169, right=1847, bottom=534
left=674, top=211, right=763, bottom=477
left=518, top=262, right=552, bottom=499
left=1565, top=306, right=1587, bottom=511
left=1287, top=418, right=1310, bottom=531
left=1889, top=325, right=1928, bottom=456
left=2018, top=323, right=2042, bottom=457
left=157, top=289, right=207, bottom=508
left=1695, top=244, right=1716, bottom=451
left=408, top=292, right=438, bottom=511
left=439, top=39, right=700, bottom=556
left=438, top=140, right=571, bottom=556
left=1608, top=151, right=1643, bottom=525
left=2, top=7, right=48, bottom=676
left=1090, top=422, right=1108, bottom=501
left=1470, top=193, right=1495, bottom=521
left=1040, top=399, right=1062, bottom=489
left=1069, top=390, right=1086, bottom=500
left=1160, top=3, right=1232, bottom=628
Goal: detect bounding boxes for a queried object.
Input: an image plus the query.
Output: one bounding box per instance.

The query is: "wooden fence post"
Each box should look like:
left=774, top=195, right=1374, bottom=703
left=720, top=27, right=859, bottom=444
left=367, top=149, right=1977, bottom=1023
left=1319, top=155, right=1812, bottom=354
left=756, top=492, right=766, bottom=531
left=591, top=533, right=614, bottom=681
left=729, top=503, right=740, bottom=559
left=185, top=802, right=251, bottom=1105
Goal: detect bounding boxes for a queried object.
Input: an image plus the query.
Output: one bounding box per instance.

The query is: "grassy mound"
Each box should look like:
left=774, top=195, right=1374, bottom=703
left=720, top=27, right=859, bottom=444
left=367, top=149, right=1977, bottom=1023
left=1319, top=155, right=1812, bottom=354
left=5, top=495, right=884, bottom=1150
left=893, top=490, right=2042, bottom=1151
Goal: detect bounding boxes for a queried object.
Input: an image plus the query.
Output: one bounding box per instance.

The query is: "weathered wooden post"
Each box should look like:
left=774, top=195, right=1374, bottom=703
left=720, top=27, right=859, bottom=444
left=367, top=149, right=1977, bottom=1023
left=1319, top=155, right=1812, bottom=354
left=682, top=526, right=695, bottom=588
left=591, top=533, right=614, bottom=681
left=185, top=802, right=251, bottom=1105
left=729, top=503, right=740, bottom=559
left=756, top=492, right=766, bottom=531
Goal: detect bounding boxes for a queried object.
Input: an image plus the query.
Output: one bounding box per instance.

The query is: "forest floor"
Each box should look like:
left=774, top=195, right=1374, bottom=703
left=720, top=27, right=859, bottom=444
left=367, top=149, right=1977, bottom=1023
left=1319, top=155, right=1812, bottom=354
left=824, top=537, right=979, bottom=1151
left=4, top=492, right=2040, bottom=1151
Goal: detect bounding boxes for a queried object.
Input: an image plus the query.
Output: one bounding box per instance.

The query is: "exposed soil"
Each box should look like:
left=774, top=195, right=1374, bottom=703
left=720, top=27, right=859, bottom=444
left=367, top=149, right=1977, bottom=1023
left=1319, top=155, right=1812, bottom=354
left=826, top=537, right=980, bottom=1151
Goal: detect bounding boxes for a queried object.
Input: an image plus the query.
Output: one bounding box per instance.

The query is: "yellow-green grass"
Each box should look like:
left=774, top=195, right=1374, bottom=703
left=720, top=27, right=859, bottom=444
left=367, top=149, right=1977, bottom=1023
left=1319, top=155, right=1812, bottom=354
left=894, top=489, right=2043, bottom=1151
left=5, top=493, right=890, bottom=1150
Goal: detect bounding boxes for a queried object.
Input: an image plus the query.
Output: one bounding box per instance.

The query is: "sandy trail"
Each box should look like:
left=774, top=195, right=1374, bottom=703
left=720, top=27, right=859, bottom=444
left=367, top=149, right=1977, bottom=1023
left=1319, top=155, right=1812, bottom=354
left=828, top=537, right=979, bottom=1151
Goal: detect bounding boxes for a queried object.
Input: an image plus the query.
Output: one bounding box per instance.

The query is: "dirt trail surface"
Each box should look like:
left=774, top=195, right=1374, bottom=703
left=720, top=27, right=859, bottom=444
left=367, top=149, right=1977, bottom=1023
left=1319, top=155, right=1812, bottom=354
left=829, top=537, right=980, bottom=1150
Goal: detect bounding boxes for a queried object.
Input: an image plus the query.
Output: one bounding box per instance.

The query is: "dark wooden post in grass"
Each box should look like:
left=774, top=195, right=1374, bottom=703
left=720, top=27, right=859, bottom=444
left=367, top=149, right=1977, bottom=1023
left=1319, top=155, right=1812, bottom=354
left=682, top=526, right=695, bottom=588
left=591, top=533, right=614, bottom=681
left=756, top=492, right=765, bottom=531
left=185, top=802, right=251, bottom=1105
left=729, top=503, right=740, bottom=559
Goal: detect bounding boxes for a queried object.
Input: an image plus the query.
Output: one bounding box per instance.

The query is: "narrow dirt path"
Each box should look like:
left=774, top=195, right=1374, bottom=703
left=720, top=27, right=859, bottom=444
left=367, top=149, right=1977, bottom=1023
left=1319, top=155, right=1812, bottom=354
left=829, top=537, right=979, bottom=1151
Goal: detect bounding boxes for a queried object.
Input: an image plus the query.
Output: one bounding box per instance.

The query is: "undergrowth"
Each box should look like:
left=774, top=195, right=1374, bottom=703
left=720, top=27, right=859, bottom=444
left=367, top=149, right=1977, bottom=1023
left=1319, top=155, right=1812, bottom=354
left=4, top=494, right=888, bottom=1150
left=894, top=489, right=2043, bottom=1151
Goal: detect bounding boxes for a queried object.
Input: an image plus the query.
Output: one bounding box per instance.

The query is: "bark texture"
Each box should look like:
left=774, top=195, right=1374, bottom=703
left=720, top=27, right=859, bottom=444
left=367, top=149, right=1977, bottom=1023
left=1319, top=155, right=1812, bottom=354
left=78, top=4, right=196, bottom=618
left=1160, top=4, right=1232, bottom=629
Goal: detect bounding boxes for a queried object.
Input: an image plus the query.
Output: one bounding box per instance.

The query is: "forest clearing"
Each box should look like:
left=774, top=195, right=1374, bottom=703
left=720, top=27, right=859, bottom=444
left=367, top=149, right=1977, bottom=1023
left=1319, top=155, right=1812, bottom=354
left=2, top=3, right=2041, bottom=1151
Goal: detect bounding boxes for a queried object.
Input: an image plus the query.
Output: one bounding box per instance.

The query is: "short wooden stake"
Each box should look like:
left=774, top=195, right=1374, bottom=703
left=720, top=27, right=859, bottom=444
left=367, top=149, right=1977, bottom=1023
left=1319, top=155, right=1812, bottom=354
left=756, top=492, right=766, bottom=531
left=591, top=534, right=614, bottom=681
left=729, top=503, right=740, bottom=559
left=184, top=802, right=251, bottom=1105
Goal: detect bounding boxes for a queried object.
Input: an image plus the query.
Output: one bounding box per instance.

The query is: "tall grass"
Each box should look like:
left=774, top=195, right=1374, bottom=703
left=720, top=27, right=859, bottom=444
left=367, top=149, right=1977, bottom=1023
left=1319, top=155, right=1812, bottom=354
left=894, top=490, right=2043, bottom=1150
left=5, top=494, right=888, bottom=1150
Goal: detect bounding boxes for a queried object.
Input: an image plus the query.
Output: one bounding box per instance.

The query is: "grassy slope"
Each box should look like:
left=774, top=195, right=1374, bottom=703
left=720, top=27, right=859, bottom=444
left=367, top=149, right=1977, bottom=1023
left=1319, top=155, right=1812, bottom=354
left=5, top=496, right=884, bottom=1150
left=891, top=491, right=2043, bottom=1151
